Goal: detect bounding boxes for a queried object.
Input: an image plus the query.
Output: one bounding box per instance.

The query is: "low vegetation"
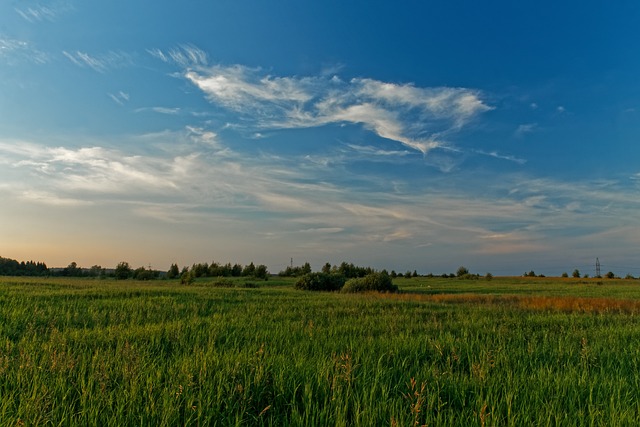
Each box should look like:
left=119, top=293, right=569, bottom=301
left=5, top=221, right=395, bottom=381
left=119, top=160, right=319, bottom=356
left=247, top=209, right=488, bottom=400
left=1, top=275, right=640, bottom=425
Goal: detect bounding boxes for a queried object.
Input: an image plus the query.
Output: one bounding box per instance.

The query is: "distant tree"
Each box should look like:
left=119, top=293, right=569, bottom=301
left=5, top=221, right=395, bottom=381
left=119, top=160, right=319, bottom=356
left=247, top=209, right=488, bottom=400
left=89, top=265, right=105, bottom=278
left=405, top=271, right=412, bottom=278
left=605, top=271, right=615, bottom=279
left=412, top=270, right=418, bottom=278
left=572, top=269, right=580, bottom=278
left=295, top=272, right=345, bottom=292
left=390, top=270, right=397, bottom=278
left=485, top=272, right=493, bottom=281
left=561, top=272, right=569, bottom=278
left=115, top=262, right=132, bottom=280
left=525, top=271, right=536, bottom=277
left=255, top=264, right=269, bottom=280
left=167, top=263, right=180, bottom=279
left=231, top=263, right=243, bottom=277
left=341, top=271, right=398, bottom=293
left=63, top=262, right=82, bottom=277
left=321, top=262, right=332, bottom=274
left=456, top=266, right=469, bottom=277
left=302, top=262, right=312, bottom=275
left=625, top=273, right=635, bottom=280
left=180, top=269, right=194, bottom=285
left=134, top=266, right=157, bottom=281
left=242, top=262, right=256, bottom=277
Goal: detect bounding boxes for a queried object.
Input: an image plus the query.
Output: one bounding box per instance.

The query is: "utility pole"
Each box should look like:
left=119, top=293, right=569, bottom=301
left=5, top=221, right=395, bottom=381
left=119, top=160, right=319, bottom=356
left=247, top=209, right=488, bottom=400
left=596, top=258, right=601, bottom=277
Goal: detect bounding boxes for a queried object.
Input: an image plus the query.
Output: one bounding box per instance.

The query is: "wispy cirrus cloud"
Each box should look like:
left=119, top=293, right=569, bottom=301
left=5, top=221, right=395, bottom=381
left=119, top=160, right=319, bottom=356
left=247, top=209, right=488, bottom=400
left=177, top=62, right=491, bottom=155
left=515, top=123, right=537, bottom=137
left=0, top=36, right=49, bottom=64
left=475, top=149, right=526, bottom=165
left=108, top=91, right=130, bottom=105
left=147, top=44, right=208, bottom=68
left=14, top=1, right=74, bottom=22
left=63, top=50, right=133, bottom=73
left=135, top=106, right=181, bottom=115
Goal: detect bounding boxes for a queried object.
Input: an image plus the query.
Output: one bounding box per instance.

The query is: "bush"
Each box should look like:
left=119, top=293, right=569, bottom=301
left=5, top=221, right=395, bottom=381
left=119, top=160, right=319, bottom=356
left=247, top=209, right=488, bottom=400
left=211, top=278, right=234, bottom=287
left=456, top=266, right=470, bottom=277
left=341, top=272, right=398, bottom=293
left=295, top=273, right=345, bottom=291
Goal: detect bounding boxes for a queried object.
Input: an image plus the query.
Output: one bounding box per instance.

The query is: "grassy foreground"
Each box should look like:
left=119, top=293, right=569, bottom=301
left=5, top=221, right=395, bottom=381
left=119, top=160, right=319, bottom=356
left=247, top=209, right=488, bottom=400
left=1, top=276, right=640, bottom=425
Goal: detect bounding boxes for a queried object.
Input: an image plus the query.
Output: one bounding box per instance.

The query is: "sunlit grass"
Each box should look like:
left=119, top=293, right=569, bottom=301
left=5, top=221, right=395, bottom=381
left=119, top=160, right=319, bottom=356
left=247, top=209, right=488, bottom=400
left=1, top=276, right=640, bottom=425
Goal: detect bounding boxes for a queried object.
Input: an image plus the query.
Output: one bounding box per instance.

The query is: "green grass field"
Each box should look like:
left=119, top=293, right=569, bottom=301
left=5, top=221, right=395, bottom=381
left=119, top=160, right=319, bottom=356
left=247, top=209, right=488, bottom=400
left=1, top=276, right=640, bottom=426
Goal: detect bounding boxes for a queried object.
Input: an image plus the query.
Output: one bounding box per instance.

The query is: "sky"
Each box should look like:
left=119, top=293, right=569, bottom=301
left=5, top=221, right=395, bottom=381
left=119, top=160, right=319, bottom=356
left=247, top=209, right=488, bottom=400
left=1, top=1, right=640, bottom=276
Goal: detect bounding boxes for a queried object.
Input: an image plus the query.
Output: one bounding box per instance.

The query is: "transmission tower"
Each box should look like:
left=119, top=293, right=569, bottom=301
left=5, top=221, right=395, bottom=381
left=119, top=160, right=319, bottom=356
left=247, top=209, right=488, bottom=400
left=596, top=258, right=601, bottom=277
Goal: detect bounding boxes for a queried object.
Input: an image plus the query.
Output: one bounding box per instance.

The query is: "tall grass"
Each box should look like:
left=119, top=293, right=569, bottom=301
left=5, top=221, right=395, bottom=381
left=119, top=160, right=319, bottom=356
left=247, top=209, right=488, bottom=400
left=1, top=277, right=640, bottom=425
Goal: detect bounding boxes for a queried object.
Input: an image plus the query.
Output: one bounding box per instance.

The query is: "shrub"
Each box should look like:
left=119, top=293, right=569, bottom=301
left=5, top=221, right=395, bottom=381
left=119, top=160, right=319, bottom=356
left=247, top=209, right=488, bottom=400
left=295, top=273, right=345, bottom=291
left=211, top=278, right=234, bottom=287
left=341, top=272, right=398, bottom=293
left=485, top=272, right=493, bottom=281
left=180, top=270, right=195, bottom=285
left=456, top=266, right=470, bottom=277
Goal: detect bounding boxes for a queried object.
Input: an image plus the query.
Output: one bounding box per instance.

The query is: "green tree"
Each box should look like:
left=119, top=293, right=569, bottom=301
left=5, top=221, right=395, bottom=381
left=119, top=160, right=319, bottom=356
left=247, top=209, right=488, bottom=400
left=242, top=262, right=256, bottom=277
left=572, top=269, right=580, bottom=278
left=231, top=263, right=243, bottom=277
left=456, top=266, right=469, bottom=277
left=115, top=262, right=132, bottom=280
left=321, top=262, right=332, bottom=274
left=167, top=263, right=180, bottom=279
left=255, top=264, right=269, bottom=280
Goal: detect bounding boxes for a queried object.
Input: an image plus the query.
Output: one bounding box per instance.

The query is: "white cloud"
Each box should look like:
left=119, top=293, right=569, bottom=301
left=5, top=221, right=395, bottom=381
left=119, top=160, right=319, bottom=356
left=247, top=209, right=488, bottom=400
left=475, top=150, right=526, bottom=165
left=108, top=91, right=130, bottom=105
left=148, top=44, right=208, bottom=68
left=63, top=50, right=133, bottom=73
left=515, top=123, right=537, bottom=137
left=20, top=190, right=94, bottom=207
left=14, top=1, right=73, bottom=22
left=135, top=106, right=181, bottom=115
left=0, top=37, right=49, bottom=64
left=183, top=63, right=492, bottom=155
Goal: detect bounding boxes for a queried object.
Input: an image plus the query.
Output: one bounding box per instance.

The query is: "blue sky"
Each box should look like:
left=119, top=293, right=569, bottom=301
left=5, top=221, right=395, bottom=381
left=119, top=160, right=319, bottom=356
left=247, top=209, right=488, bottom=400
left=1, top=1, right=640, bottom=276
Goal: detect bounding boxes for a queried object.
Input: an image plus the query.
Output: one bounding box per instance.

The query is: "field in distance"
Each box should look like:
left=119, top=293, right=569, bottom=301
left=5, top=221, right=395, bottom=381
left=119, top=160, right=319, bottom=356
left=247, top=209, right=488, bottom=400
left=1, top=275, right=640, bottom=426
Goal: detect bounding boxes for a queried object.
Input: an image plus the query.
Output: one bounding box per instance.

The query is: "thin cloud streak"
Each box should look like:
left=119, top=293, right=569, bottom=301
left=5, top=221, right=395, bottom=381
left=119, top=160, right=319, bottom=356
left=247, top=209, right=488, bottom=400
left=182, top=63, right=491, bottom=155
left=63, top=50, right=133, bottom=73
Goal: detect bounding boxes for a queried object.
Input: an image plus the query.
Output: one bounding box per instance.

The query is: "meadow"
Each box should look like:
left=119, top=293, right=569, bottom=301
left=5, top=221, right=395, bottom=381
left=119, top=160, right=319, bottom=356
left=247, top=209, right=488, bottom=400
left=1, top=276, right=640, bottom=425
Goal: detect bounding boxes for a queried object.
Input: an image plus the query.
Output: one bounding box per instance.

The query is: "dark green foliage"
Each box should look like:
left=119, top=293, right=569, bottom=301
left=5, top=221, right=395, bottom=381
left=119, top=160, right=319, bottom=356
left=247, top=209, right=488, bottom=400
left=211, top=278, right=234, bottom=287
left=605, top=271, right=616, bottom=279
left=341, top=271, right=398, bottom=293
left=254, top=264, right=269, bottom=280
left=279, top=262, right=312, bottom=277
left=456, top=266, right=470, bottom=277
left=133, top=267, right=158, bottom=281
left=0, top=256, right=48, bottom=276
left=572, top=269, right=581, bottom=278
left=167, top=263, right=180, bottom=279
left=180, top=270, right=194, bottom=285
left=294, top=272, right=346, bottom=291
left=242, top=262, right=256, bottom=277
left=114, top=261, right=132, bottom=280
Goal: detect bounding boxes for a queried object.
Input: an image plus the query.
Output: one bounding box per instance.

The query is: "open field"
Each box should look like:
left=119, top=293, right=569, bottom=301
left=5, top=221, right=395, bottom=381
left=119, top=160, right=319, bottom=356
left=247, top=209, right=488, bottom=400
left=1, top=276, right=640, bottom=425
